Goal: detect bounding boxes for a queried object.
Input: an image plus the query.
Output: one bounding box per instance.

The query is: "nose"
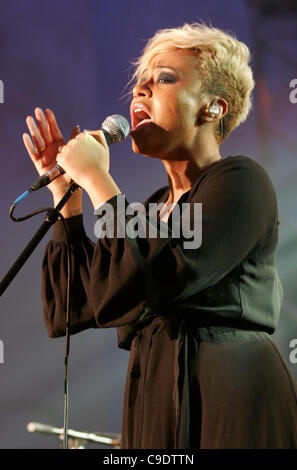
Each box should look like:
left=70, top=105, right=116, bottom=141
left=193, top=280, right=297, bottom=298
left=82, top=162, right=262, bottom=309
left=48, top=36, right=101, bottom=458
left=132, top=79, right=152, bottom=99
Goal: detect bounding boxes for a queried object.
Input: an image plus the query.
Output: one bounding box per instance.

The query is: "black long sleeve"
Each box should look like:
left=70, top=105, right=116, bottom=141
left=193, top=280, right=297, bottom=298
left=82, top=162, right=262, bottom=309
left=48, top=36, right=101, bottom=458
left=42, top=156, right=281, bottom=339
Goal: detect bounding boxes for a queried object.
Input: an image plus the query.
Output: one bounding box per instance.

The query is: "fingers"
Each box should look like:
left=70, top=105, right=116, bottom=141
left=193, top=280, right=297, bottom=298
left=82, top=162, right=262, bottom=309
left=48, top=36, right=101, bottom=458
left=26, top=115, right=46, bottom=153
left=56, top=144, right=67, bottom=166
left=45, top=108, right=64, bottom=141
left=35, top=108, right=53, bottom=145
left=56, top=138, right=75, bottom=160
left=23, top=132, right=39, bottom=160
left=23, top=132, right=52, bottom=168
left=70, top=125, right=81, bottom=139
left=84, top=129, right=108, bottom=150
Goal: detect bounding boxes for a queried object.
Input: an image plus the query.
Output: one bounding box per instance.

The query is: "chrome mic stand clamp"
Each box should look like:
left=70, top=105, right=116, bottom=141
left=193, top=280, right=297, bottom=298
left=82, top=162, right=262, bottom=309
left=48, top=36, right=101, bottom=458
left=27, top=421, right=121, bottom=449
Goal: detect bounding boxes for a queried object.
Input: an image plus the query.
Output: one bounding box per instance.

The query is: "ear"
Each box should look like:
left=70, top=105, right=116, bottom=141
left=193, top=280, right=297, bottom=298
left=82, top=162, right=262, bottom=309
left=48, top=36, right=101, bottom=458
left=197, top=98, right=228, bottom=125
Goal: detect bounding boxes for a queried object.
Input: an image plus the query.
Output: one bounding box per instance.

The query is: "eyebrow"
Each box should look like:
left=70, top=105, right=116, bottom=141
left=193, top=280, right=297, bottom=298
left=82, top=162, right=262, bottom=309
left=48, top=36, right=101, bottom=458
left=140, top=65, right=183, bottom=77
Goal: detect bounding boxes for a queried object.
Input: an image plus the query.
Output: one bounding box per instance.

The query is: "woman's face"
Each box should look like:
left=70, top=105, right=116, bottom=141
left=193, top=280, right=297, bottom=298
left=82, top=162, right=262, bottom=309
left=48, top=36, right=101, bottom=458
left=130, top=49, right=206, bottom=159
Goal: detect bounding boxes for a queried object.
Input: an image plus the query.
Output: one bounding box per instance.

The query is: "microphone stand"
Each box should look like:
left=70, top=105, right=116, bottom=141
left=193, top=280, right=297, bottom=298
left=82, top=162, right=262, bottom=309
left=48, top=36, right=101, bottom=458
left=0, top=181, right=79, bottom=296
left=0, top=181, right=80, bottom=449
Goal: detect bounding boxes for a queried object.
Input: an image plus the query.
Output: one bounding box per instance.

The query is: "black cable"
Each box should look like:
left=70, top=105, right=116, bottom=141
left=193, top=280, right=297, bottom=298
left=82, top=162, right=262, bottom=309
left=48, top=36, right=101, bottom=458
left=55, top=211, right=72, bottom=450
left=10, top=202, right=72, bottom=449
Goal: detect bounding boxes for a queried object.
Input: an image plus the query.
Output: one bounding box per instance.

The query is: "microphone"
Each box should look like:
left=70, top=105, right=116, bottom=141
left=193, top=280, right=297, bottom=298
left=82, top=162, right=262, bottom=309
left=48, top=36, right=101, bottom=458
left=29, top=114, right=130, bottom=192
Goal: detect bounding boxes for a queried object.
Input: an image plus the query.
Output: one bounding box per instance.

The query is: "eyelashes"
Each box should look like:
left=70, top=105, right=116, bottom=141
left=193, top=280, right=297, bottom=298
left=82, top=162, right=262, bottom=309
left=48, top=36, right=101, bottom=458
left=138, top=73, right=177, bottom=85
left=157, top=74, right=177, bottom=83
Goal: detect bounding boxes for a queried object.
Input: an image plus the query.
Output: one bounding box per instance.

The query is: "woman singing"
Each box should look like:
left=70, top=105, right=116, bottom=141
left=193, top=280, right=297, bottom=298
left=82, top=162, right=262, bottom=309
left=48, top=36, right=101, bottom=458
left=23, top=23, right=297, bottom=449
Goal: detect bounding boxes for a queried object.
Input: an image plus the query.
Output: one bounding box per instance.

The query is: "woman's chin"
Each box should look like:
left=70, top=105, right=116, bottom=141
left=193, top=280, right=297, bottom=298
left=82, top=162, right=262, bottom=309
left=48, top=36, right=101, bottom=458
left=131, top=139, right=165, bottom=159
left=130, top=124, right=171, bottom=157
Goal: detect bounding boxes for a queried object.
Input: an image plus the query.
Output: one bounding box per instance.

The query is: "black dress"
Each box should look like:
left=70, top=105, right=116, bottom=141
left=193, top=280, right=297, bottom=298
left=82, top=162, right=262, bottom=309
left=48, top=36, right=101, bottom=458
left=42, top=155, right=297, bottom=449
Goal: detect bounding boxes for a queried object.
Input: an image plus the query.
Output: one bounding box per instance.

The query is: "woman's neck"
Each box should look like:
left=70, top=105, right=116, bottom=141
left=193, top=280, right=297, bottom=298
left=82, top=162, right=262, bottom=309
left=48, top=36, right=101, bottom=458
left=160, top=130, right=222, bottom=202
left=162, top=153, right=221, bottom=203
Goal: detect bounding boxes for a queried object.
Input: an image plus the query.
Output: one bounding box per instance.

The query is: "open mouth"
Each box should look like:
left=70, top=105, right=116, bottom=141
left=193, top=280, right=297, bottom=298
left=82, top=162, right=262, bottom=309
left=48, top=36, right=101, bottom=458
left=131, top=104, right=152, bottom=131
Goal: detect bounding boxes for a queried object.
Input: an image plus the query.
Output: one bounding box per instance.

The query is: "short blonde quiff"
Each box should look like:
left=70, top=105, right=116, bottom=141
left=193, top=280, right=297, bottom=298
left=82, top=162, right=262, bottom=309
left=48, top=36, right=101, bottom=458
left=131, top=23, right=255, bottom=141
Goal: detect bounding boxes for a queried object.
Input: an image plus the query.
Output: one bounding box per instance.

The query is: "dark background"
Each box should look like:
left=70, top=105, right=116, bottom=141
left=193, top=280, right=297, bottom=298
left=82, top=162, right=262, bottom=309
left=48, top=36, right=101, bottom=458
left=0, top=0, right=296, bottom=449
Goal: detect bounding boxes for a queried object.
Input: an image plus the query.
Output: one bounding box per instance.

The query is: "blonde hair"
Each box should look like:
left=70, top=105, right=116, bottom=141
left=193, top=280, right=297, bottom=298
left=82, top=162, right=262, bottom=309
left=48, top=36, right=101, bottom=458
left=130, top=23, right=255, bottom=141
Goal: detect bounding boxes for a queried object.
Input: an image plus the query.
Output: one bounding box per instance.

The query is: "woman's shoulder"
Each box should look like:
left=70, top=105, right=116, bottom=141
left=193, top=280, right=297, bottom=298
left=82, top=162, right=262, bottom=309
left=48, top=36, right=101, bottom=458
left=192, top=155, right=275, bottom=191
left=187, top=155, right=278, bottom=213
left=206, top=155, right=271, bottom=175
left=141, top=155, right=275, bottom=206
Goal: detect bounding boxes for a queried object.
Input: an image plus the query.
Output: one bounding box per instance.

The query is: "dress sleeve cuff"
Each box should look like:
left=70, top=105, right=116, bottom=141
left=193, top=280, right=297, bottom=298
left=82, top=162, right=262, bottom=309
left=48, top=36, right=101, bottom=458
left=52, top=214, right=87, bottom=243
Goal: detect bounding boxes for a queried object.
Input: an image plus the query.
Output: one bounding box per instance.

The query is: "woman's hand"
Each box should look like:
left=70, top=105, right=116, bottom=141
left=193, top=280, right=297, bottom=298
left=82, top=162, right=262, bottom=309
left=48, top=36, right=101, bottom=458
left=23, top=107, right=79, bottom=197
left=56, top=129, right=110, bottom=188
left=23, top=107, right=83, bottom=217
left=56, top=130, right=121, bottom=209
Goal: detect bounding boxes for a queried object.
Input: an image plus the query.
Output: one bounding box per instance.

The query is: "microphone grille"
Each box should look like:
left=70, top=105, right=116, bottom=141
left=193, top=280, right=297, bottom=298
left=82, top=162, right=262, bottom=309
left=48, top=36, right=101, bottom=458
left=101, top=114, right=130, bottom=143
